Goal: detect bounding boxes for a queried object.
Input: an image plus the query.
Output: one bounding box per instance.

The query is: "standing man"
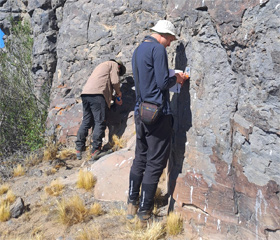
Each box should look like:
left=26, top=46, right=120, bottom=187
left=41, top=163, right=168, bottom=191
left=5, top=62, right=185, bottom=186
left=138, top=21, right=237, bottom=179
left=75, top=59, right=126, bottom=161
left=127, top=20, right=188, bottom=222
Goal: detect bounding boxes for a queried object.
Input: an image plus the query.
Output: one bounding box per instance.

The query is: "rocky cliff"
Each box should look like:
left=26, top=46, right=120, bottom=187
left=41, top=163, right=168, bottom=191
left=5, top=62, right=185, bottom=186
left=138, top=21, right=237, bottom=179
left=0, top=0, right=279, bottom=239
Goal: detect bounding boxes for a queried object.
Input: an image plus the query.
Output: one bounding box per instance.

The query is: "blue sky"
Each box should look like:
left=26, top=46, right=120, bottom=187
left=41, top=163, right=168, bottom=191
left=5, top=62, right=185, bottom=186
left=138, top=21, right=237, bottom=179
left=0, top=29, right=4, bottom=48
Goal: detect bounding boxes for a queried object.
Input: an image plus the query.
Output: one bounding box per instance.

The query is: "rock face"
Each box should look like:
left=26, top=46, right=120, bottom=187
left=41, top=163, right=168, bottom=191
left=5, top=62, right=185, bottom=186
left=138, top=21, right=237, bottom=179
left=1, top=0, right=279, bottom=239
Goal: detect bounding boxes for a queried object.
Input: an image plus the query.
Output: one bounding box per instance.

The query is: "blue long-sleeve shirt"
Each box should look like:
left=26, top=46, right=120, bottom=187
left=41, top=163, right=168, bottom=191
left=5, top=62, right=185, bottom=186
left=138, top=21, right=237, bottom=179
left=132, top=35, right=177, bottom=115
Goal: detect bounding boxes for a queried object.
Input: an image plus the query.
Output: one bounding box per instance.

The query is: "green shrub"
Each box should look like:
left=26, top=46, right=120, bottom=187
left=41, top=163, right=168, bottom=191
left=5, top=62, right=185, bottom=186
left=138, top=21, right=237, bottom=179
left=0, top=18, right=48, bottom=157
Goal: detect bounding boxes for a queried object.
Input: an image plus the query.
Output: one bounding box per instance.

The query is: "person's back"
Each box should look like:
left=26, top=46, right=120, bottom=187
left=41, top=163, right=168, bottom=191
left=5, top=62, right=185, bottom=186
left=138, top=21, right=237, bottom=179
left=82, top=61, right=121, bottom=108
left=132, top=35, right=177, bottom=115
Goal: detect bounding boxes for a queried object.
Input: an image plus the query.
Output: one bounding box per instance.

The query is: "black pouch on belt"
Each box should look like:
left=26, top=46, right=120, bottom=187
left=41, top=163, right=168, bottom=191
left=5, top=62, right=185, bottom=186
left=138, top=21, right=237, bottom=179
left=139, top=101, right=163, bottom=125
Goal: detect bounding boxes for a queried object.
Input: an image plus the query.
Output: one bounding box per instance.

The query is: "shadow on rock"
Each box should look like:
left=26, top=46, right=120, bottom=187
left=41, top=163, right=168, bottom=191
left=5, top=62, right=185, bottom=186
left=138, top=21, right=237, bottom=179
left=168, top=42, right=192, bottom=212
left=106, top=76, right=136, bottom=144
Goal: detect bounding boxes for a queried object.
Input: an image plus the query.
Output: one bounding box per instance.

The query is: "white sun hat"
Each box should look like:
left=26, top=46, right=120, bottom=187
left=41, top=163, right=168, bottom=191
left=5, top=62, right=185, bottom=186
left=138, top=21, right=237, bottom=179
left=150, top=20, right=177, bottom=39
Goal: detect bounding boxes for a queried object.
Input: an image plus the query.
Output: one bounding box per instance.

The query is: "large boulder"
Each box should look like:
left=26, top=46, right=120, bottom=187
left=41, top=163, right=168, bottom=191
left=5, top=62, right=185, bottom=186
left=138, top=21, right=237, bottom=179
left=89, top=149, right=134, bottom=202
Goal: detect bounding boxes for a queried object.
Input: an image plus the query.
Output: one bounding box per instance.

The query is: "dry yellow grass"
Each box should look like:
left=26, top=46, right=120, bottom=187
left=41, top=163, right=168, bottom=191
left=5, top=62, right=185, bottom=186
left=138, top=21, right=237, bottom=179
left=0, top=201, right=10, bottom=222
left=30, top=226, right=44, bottom=240
left=109, top=207, right=126, bottom=216
left=32, top=233, right=44, bottom=240
left=111, top=134, right=126, bottom=151
left=144, top=221, right=165, bottom=240
left=86, top=150, right=92, bottom=161
left=125, top=219, right=165, bottom=240
left=89, top=202, right=103, bottom=216
left=0, top=184, right=9, bottom=195
left=152, top=205, right=159, bottom=216
left=25, top=153, right=42, bottom=167
left=13, top=164, right=25, bottom=177
left=56, top=195, right=87, bottom=225
left=51, top=168, right=57, bottom=174
left=154, top=187, right=162, bottom=200
left=43, top=140, right=60, bottom=161
left=56, top=148, right=76, bottom=160
left=166, top=211, right=183, bottom=236
left=75, top=225, right=103, bottom=240
left=5, top=190, right=16, bottom=204
left=45, top=179, right=64, bottom=196
left=126, top=217, right=144, bottom=232
left=77, top=169, right=96, bottom=191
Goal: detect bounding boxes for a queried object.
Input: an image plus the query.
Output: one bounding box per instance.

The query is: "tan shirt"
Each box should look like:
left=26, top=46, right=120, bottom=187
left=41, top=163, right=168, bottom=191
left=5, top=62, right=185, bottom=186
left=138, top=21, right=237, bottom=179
left=82, top=61, right=121, bottom=108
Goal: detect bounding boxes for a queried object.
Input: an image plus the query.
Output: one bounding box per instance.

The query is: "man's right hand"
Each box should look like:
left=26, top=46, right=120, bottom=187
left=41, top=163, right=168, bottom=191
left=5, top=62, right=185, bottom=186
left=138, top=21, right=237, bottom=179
left=115, top=92, right=123, bottom=106
left=175, top=72, right=188, bottom=86
left=116, top=97, right=123, bottom=106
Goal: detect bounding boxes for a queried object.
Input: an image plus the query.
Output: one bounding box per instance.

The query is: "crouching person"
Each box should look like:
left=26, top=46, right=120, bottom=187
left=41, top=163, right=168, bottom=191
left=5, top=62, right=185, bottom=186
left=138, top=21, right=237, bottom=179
left=75, top=59, right=126, bottom=161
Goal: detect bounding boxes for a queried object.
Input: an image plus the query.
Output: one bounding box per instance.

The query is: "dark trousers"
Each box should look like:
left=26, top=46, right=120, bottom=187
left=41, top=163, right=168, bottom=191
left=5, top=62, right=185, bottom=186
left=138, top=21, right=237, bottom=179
left=129, top=114, right=173, bottom=210
left=75, top=94, right=107, bottom=153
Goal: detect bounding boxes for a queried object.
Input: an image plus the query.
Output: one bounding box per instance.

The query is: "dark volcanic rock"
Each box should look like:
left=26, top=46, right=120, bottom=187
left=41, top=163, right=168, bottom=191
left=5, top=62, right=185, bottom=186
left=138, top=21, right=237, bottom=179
left=0, top=0, right=279, bottom=239
left=10, top=197, right=25, bottom=218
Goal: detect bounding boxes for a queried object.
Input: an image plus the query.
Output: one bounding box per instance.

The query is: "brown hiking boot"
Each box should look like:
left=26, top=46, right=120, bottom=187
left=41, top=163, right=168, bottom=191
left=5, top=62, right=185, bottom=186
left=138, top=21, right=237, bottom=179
left=137, top=209, right=152, bottom=221
left=137, top=209, right=153, bottom=227
left=126, top=199, right=139, bottom=220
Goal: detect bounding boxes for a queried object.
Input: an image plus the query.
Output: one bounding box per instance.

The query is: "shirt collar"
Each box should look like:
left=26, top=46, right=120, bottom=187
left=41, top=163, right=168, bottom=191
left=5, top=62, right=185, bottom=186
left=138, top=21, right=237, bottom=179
left=143, top=35, right=159, bottom=43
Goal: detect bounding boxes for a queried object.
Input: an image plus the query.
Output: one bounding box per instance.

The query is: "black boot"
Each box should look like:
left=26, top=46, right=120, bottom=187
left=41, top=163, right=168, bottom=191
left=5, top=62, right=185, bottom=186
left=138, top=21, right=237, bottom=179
left=127, top=172, right=143, bottom=219
left=138, top=183, right=158, bottom=221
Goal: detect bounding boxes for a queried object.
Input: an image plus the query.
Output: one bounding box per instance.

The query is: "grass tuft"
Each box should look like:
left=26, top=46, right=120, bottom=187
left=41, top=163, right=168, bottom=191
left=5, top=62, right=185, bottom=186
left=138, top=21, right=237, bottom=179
left=166, top=211, right=183, bottom=236
left=32, top=233, right=44, bottom=240
left=89, top=202, right=103, bottom=216
left=43, top=140, right=60, bottom=161
left=56, top=195, right=87, bottom=225
left=144, top=221, right=165, bottom=240
left=109, top=207, right=126, bottom=216
left=0, top=184, right=9, bottom=195
left=111, top=134, right=126, bottom=151
left=6, top=190, right=16, bottom=204
left=45, top=179, right=64, bottom=196
left=0, top=201, right=10, bottom=222
left=85, top=150, right=92, bottom=161
left=77, top=169, right=96, bottom=191
left=13, top=164, right=25, bottom=177
left=31, top=226, right=44, bottom=240
left=154, top=187, right=162, bottom=201
left=76, top=226, right=102, bottom=240
left=57, top=148, right=76, bottom=160
left=126, top=219, right=165, bottom=240
left=25, top=152, right=42, bottom=167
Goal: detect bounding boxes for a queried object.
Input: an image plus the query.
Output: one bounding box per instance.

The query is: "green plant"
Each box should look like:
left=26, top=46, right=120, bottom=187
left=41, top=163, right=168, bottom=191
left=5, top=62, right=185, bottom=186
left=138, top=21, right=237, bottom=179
left=0, top=18, right=49, bottom=157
